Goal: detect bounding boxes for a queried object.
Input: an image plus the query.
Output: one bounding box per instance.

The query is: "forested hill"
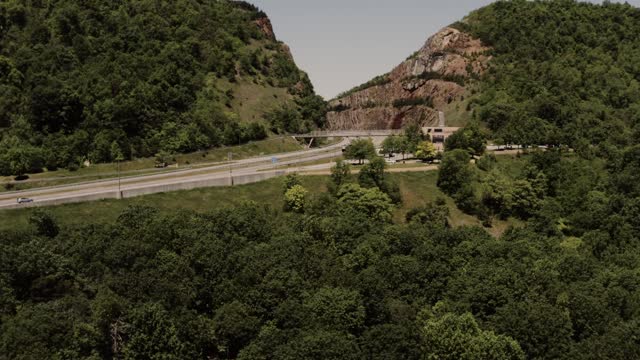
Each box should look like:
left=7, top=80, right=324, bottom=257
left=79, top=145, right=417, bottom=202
left=0, top=0, right=325, bottom=174
left=461, top=0, right=640, bottom=150
left=330, top=0, right=640, bottom=153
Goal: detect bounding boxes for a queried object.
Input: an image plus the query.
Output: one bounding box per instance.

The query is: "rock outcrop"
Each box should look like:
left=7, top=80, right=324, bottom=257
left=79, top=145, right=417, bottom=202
left=327, top=27, right=491, bottom=130
left=254, top=17, right=275, bottom=40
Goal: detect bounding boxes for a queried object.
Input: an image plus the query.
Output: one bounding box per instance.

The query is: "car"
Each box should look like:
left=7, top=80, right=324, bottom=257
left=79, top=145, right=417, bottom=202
left=16, top=197, right=33, bottom=204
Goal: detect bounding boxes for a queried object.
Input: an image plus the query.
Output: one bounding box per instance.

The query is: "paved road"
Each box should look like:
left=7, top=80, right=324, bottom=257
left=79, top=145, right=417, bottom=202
left=0, top=139, right=351, bottom=210
left=0, top=136, right=544, bottom=210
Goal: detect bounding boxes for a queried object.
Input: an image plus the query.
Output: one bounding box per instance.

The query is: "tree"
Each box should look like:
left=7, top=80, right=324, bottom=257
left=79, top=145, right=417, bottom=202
left=415, top=141, right=437, bottom=162
left=344, top=139, right=376, bottom=164
left=336, top=183, right=394, bottom=222
left=404, top=123, right=424, bottom=154
left=214, top=301, right=260, bottom=358
left=358, top=157, right=386, bottom=189
left=437, top=149, right=474, bottom=196
left=445, top=124, right=486, bottom=155
left=480, top=170, right=514, bottom=219
left=265, top=104, right=303, bottom=134
left=476, top=154, right=497, bottom=171
left=28, top=210, right=60, bottom=238
left=329, top=160, right=351, bottom=193
left=296, top=94, right=328, bottom=129
left=154, top=151, right=175, bottom=167
left=110, top=141, right=124, bottom=162
left=488, top=301, right=573, bottom=360
left=397, top=136, right=411, bottom=160
left=406, top=198, right=450, bottom=228
left=511, top=179, right=543, bottom=219
left=122, top=303, right=193, bottom=359
left=2, top=145, right=44, bottom=177
left=303, top=287, right=366, bottom=332
left=284, top=185, right=308, bottom=213
left=420, top=306, right=525, bottom=360
left=381, top=136, right=400, bottom=158
left=283, top=173, right=302, bottom=193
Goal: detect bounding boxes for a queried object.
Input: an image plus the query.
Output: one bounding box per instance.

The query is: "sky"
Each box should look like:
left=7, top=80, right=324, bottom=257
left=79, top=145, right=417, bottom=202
left=249, top=0, right=640, bottom=100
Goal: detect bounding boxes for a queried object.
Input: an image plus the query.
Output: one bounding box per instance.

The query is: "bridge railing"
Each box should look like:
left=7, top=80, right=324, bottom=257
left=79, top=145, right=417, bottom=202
left=292, top=130, right=404, bottom=137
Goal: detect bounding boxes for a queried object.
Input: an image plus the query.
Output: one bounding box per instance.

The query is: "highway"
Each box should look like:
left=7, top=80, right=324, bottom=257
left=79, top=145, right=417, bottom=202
left=0, top=136, right=539, bottom=210
left=0, top=138, right=351, bottom=210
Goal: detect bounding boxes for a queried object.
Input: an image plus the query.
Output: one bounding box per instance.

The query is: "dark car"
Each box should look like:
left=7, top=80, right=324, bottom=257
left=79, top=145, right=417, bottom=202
left=16, top=197, right=33, bottom=204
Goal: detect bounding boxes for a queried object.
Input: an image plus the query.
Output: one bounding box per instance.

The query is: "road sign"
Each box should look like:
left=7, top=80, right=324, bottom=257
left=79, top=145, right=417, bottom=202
left=271, top=157, right=278, bottom=164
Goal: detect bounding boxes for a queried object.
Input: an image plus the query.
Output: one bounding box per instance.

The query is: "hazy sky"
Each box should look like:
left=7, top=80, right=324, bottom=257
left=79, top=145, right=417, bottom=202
left=249, top=0, right=640, bottom=99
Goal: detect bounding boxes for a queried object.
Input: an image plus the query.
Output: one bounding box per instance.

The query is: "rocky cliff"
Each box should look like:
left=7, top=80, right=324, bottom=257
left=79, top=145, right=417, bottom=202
left=327, top=27, right=491, bottom=130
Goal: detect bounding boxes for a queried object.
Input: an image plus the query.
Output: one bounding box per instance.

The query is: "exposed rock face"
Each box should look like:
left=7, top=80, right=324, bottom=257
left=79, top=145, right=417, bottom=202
left=254, top=17, right=275, bottom=40
left=327, top=27, right=491, bottom=130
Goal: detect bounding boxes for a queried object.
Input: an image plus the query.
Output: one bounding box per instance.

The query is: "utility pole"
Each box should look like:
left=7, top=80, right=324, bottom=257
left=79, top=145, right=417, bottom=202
left=113, top=143, right=124, bottom=199
left=228, top=152, right=233, bottom=186
left=117, top=160, right=121, bottom=197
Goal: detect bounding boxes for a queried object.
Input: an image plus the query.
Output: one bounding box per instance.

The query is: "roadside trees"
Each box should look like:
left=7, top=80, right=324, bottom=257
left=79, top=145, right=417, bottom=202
left=1, top=145, right=45, bottom=178
left=381, top=136, right=400, bottom=158
left=344, top=139, right=376, bottom=165
left=404, top=123, right=425, bottom=154
left=155, top=151, right=175, bottom=167
left=445, top=123, right=487, bottom=156
left=415, top=141, right=437, bottom=162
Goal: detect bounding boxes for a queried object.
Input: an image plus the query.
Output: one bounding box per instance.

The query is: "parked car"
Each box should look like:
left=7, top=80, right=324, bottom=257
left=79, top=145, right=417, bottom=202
left=16, top=197, right=33, bottom=204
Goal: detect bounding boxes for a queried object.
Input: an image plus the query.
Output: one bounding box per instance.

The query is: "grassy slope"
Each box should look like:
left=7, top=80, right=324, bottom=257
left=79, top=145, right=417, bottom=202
left=216, top=77, right=292, bottom=124
left=214, top=39, right=298, bottom=124
left=0, top=166, right=524, bottom=237
left=442, top=92, right=473, bottom=128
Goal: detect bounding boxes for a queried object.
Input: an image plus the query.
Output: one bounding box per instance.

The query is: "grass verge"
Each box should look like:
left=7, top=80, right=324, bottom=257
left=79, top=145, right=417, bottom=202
left=0, top=171, right=521, bottom=237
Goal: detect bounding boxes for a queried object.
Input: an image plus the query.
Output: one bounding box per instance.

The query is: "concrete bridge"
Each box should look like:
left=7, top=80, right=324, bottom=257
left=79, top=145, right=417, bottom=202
left=291, top=130, right=404, bottom=139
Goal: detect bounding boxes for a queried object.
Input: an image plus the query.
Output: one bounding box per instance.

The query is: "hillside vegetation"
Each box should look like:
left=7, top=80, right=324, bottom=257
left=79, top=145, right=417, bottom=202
left=0, top=0, right=325, bottom=175
left=2, top=150, right=640, bottom=359
left=461, top=0, right=640, bottom=151
left=3, top=1, right=640, bottom=359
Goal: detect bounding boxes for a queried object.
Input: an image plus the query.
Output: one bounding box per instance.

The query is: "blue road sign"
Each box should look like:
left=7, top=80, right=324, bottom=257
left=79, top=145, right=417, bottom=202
left=271, top=157, right=278, bottom=164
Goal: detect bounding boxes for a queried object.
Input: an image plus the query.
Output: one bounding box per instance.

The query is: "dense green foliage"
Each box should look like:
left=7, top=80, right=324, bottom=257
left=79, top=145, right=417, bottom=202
left=380, top=124, right=427, bottom=159
left=461, top=0, right=640, bottom=150
left=392, top=96, right=434, bottom=109
left=445, top=123, right=487, bottom=156
left=344, top=138, right=376, bottom=164
left=4, top=1, right=640, bottom=359
left=265, top=94, right=327, bottom=134
left=0, top=0, right=323, bottom=175
left=4, top=148, right=640, bottom=358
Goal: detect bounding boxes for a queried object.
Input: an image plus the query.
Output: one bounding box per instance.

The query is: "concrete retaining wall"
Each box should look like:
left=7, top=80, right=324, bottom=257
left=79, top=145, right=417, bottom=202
left=4, top=171, right=288, bottom=210
left=122, top=177, right=231, bottom=198
left=121, top=172, right=283, bottom=199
